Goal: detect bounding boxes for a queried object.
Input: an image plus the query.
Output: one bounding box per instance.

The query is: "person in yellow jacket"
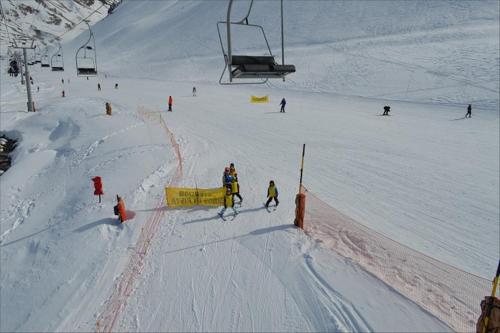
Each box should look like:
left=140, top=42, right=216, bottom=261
left=231, top=173, right=243, bottom=204
left=265, top=180, right=279, bottom=208
left=219, top=186, right=238, bottom=217
left=229, top=162, right=237, bottom=177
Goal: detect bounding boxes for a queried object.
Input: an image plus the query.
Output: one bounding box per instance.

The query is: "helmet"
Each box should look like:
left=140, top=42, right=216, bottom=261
left=230, top=163, right=234, bottom=167
left=224, top=167, right=230, bottom=172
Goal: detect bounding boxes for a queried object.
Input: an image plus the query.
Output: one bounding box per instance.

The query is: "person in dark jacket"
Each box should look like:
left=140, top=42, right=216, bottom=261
left=280, top=98, right=286, bottom=113
left=465, top=104, right=472, bottom=118
left=383, top=105, right=391, bottom=116
left=98, top=83, right=101, bottom=91
left=265, top=180, right=279, bottom=207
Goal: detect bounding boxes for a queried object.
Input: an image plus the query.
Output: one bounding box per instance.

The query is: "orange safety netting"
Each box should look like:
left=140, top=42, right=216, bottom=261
left=96, top=107, right=183, bottom=332
left=302, top=186, right=490, bottom=332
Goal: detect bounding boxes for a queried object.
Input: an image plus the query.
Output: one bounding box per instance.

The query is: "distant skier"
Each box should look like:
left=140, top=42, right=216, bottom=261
left=61, top=90, right=65, bottom=98
left=465, top=104, right=472, bottom=118
left=280, top=98, right=286, bottom=113
left=265, top=180, right=279, bottom=208
left=383, top=105, right=391, bottom=116
left=115, top=83, right=119, bottom=89
left=222, top=167, right=234, bottom=189
left=37, top=86, right=39, bottom=92
left=98, top=83, right=101, bottom=91
left=219, top=186, right=238, bottom=218
left=61, top=78, right=64, bottom=84
left=168, top=96, right=173, bottom=111
left=192, top=86, right=196, bottom=97
left=231, top=173, right=243, bottom=205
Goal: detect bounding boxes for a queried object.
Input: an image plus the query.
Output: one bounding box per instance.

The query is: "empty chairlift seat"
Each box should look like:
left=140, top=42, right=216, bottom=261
left=76, top=23, right=98, bottom=77
left=230, top=55, right=295, bottom=79
left=77, top=57, right=97, bottom=76
left=51, top=44, right=65, bottom=71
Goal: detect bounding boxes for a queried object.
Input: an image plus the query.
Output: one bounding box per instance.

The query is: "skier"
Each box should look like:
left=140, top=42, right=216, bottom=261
left=229, top=162, right=237, bottom=177
left=383, top=105, right=391, bottom=116
left=61, top=90, right=65, bottom=98
left=115, top=83, right=118, bottom=89
left=61, top=78, right=64, bottom=84
left=37, top=86, right=39, bottom=92
left=465, top=104, right=472, bottom=118
left=168, top=96, right=173, bottom=112
left=219, top=186, right=238, bottom=218
left=280, top=98, right=286, bottom=113
left=265, top=180, right=279, bottom=208
left=192, top=86, right=196, bottom=97
left=231, top=173, right=243, bottom=204
left=222, top=167, right=233, bottom=189
left=98, top=83, right=101, bottom=91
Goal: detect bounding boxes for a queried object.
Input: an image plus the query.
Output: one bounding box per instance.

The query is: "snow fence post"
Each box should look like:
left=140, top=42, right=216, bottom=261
left=105, top=102, right=112, bottom=116
left=294, top=192, right=305, bottom=229
left=294, top=144, right=306, bottom=229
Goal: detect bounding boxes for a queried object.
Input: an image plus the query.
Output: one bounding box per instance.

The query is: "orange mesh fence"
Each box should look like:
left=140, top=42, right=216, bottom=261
left=96, top=107, right=183, bottom=332
left=302, top=187, right=490, bottom=332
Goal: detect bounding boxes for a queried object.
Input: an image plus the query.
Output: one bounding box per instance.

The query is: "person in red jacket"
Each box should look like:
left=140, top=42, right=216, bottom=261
left=168, top=96, right=173, bottom=111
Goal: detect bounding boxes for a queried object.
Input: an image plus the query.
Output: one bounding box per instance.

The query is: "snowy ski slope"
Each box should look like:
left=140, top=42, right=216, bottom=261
left=1, top=0, right=499, bottom=332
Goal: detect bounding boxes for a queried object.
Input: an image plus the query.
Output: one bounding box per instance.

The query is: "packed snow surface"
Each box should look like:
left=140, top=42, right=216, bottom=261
left=1, top=0, right=498, bottom=332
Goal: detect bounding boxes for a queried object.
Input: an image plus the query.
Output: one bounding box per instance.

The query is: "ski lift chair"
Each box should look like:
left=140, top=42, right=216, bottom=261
left=76, top=22, right=97, bottom=76
left=51, top=44, right=64, bottom=71
left=217, top=0, right=295, bottom=85
left=41, top=53, right=50, bottom=67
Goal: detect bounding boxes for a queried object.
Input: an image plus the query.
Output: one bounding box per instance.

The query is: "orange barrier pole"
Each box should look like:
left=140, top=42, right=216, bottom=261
left=294, top=192, right=305, bottom=229
left=295, top=144, right=306, bottom=229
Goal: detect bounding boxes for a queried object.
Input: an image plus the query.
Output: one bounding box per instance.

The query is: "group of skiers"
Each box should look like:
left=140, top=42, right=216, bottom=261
left=219, top=162, right=279, bottom=217
left=381, top=104, right=472, bottom=118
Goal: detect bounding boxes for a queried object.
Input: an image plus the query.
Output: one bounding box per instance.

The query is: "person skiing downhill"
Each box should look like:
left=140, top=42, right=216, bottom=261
left=192, top=86, right=196, bottom=97
left=383, top=105, right=391, bottom=116
left=265, top=180, right=279, bottom=208
left=168, top=96, right=173, bottom=111
left=231, top=173, right=243, bottom=205
left=280, top=98, right=286, bottom=113
left=465, top=104, right=472, bottom=118
left=219, top=186, right=238, bottom=218
left=98, top=83, right=101, bottom=91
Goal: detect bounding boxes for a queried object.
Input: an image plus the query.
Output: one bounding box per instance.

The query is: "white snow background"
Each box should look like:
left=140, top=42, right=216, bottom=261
left=1, top=0, right=498, bottom=332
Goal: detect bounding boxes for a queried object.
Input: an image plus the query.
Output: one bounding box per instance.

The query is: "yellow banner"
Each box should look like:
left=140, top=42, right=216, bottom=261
left=250, top=95, right=269, bottom=103
left=165, top=187, right=225, bottom=207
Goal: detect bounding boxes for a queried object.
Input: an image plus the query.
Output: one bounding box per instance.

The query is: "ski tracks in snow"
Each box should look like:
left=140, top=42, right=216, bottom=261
left=95, top=106, right=183, bottom=332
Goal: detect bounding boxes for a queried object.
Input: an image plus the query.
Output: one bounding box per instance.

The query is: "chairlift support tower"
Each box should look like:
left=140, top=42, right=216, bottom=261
left=12, top=39, right=35, bottom=112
